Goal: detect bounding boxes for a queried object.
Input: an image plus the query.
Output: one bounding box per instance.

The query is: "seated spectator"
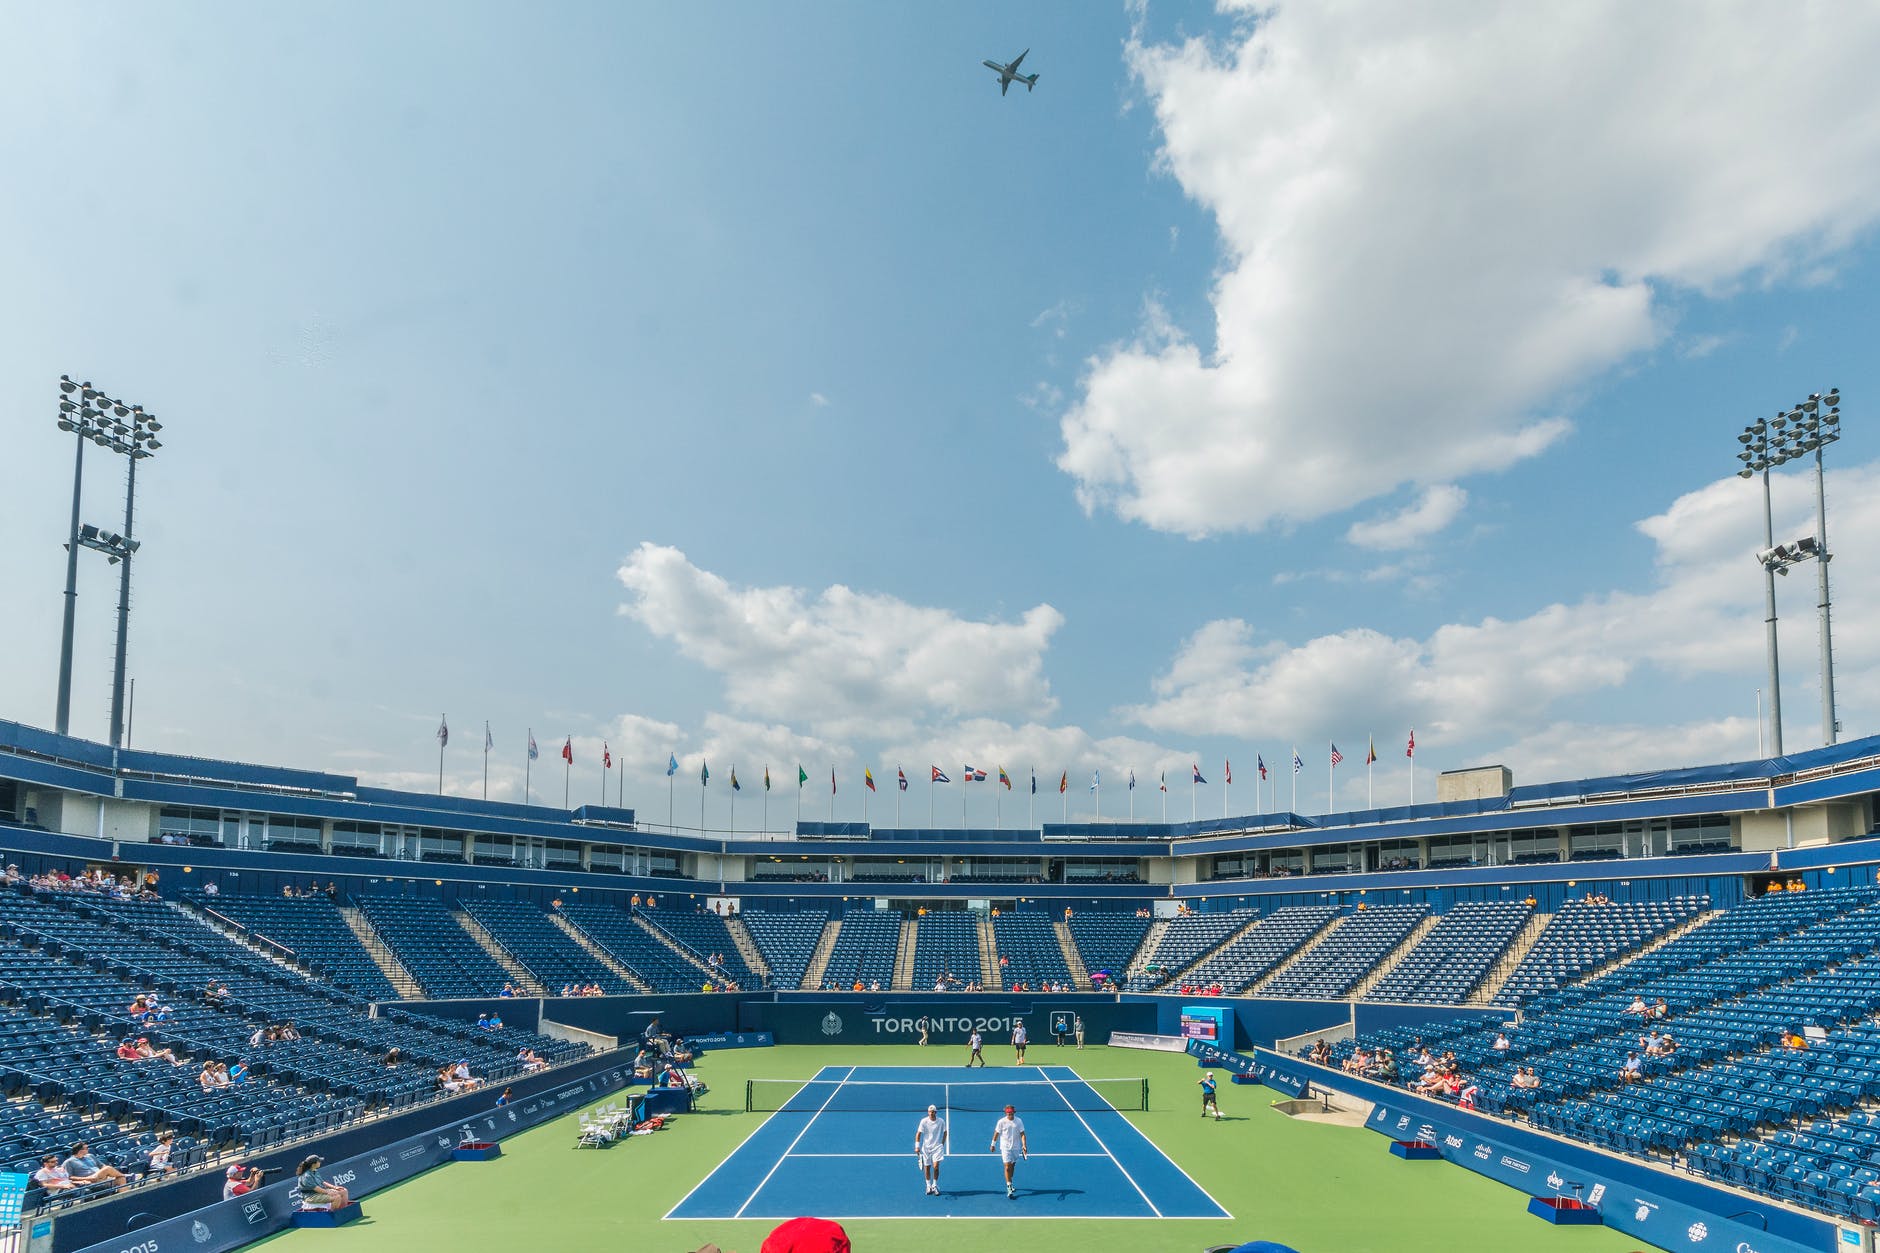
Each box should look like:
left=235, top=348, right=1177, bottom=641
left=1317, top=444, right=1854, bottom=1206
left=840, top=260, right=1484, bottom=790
left=115, top=1037, right=141, bottom=1061
left=1626, top=995, right=1649, bottom=1016
left=1492, top=1032, right=1510, bottom=1050
left=135, top=1037, right=182, bottom=1065
left=228, top=1060, right=249, bottom=1084
left=1510, top=1066, right=1540, bottom=1090
left=1413, top=1068, right=1448, bottom=1095
left=632, top=1046, right=657, bottom=1080
left=1783, top=1029, right=1808, bottom=1050
left=451, top=1060, right=482, bottom=1089
left=1374, top=1051, right=1400, bottom=1083
left=224, top=1163, right=265, bottom=1200
left=1342, top=1048, right=1371, bottom=1076
left=488, top=1013, right=503, bottom=1029
left=1652, top=997, right=1669, bottom=1019
left=1620, top=1052, right=1644, bottom=1082
left=295, top=1155, right=348, bottom=1211
left=517, top=1047, right=546, bottom=1071
left=384, top=1047, right=403, bottom=1068
left=280, top=1021, right=301, bottom=1041
left=249, top=1024, right=270, bottom=1048
left=1309, top=1039, right=1331, bottom=1066
left=500, top=982, right=516, bottom=998
left=1457, top=1081, right=1479, bottom=1111
left=204, top=981, right=230, bottom=1006
left=144, top=1131, right=176, bottom=1176
left=63, top=1142, right=129, bottom=1189
left=33, top=1155, right=76, bottom=1193
left=199, top=1063, right=219, bottom=1091
left=475, top=1014, right=491, bottom=1030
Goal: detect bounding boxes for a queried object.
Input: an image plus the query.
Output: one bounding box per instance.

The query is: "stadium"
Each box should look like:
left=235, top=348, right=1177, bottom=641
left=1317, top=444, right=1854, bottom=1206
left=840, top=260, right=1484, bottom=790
left=7, top=7, right=1880, bottom=1253
left=0, top=720, right=1874, bottom=1253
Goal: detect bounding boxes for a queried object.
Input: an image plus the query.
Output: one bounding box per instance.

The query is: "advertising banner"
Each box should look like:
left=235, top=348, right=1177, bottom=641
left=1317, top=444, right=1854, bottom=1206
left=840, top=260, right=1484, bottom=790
left=1361, top=1096, right=1828, bottom=1253
left=1184, top=1038, right=1258, bottom=1078
left=749, top=999, right=1153, bottom=1045
left=687, top=1030, right=774, bottom=1051
left=60, top=1064, right=635, bottom=1253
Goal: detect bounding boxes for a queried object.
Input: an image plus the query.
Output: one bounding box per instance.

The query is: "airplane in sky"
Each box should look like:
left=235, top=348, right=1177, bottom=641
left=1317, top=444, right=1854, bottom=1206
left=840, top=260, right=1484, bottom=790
left=983, top=49, right=1039, bottom=96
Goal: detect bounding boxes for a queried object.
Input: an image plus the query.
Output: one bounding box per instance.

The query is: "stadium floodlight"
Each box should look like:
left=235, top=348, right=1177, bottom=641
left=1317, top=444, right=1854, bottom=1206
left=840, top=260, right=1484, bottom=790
left=1737, top=389, right=1845, bottom=752
left=51, top=374, right=162, bottom=747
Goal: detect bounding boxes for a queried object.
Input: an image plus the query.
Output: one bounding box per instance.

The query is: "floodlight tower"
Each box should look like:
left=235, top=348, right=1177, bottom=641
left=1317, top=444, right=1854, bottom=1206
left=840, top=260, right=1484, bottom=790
left=52, top=375, right=162, bottom=747
left=1736, top=388, right=1844, bottom=752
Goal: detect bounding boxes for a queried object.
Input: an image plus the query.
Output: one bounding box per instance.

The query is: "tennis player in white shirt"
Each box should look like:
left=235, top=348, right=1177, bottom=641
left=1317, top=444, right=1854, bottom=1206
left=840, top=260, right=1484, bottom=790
left=914, top=1103, right=947, bottom=1196
left=990, top=1103, right=1027, bottom=1198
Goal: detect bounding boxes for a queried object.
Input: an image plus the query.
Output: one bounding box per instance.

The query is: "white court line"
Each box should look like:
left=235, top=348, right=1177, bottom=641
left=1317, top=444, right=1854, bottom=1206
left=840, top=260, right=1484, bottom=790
left=1036, top=1067, right=1161, bottom=1218
left=663, top=1065, right=852, bottom=1220
left=790, top=1152, right=1112, bottom=1158
left=733, top=1064, right=855, bottom=1219
left=1043, top=1064, right=1233, bottom=1219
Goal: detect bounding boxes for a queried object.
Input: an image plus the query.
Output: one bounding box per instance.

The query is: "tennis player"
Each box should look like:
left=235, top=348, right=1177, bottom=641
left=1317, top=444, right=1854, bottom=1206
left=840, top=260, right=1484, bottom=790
left=914, top=1103, right=947, bottom=1195
left=1199, top=1071, right=1222, bottom=1120
left=990, top=1103, right=1027, bottom=1198
left=967, top=1029, right=985, bottom=1067
left=1012, top=1021, right=1028, bottom=1064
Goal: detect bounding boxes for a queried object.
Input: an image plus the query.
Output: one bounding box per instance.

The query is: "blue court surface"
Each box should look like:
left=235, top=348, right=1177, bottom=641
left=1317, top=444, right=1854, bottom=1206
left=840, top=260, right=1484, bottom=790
left=668, top=1064, right=1230, bottom=1221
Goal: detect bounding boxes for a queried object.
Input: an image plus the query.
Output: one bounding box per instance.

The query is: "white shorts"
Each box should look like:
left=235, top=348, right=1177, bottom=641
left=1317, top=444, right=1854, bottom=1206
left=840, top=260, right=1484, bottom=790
left=999, top=1148, right=1022, bottom=1165
left=919, top=1148, right=944, bottom=1168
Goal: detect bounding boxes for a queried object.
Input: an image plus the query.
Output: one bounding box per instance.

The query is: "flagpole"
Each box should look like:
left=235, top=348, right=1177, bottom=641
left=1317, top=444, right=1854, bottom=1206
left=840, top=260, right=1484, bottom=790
left=764, top=770, right=769, bottom=834
left=1191, top=772, right=1197, bottom=822
left=668, top=770, right=674, bottom=834
left=1027, top=771, right=1033, bottom=828
left=897, top=770, right=903, bottom=827
left=1367, top=738, right=1374, bottom=809
left=831, top=768, right=835, bottom=822
left=563, top=754, right=570, bottom=809
left=730, top=768, right=736, bottom=836
left=995, top=783, right=1001, bottom=828
left=1291, top=747, right=1297, bottom=814
left=1328, top=740, right=1334, bottom=815
left=929, top=775, right=935, bottom=828
left=700, top=767, right=705, bottom=834
left=438, top=715, right=446, bottom=795
left=1160, top=778, right=1166, bottom=824
left=524, top=742, right=531, bottom=805
left=482, top=723, right=489, bottom=800
left=962, top=773, right=967, bottom=829
left=1409, top=732, right=1416, bottom=807
left=1094, top=776, right=1099, bottom=822
left=1129, top=779, right=1134, bottom=821
left=1224, top=765, right=1230, bottom=820
left=864, top=772, right=870, bottom=824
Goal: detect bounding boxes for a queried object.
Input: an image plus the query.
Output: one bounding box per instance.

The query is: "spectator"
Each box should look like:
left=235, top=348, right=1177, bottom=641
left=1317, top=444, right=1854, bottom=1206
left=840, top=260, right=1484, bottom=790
left=145, top=1131, right=176, bottom=1176
left=32, top=1155, right=76, bottom=1193
left=1375, top=1051, right=1400, bottom=1083
left=1626, top=995, right=1649, bottom=1016
left=204, top=981, right=229, bottom=1006
left=63, top=1142, right=129, bottom=1189
left=488, top=1012, right=503, bottom=1029
left=495, top=1087, right=513, bottom=1107
left=295, top=1155, right=349, bottom=1211
left=475, top=1014, right=491, bottom=1030
left=115, top=1037, right=141, bottom=1061
left=224, top=1163, right=265, bottom=1200
left=1309, top=1039, right=1331, bottom=1066
left=136, top=1037, right=182, bottom=1066
left=1492, top=1032, right=1510, bottom=1050
left=1652, top=998, right=1669, bottom=1020
left=280, top=1021, right=301, bottom=1041
left=325, top=881, right=339, bottom=901
left=228, top=1060, right=250, bottom=1084
left=500, top=982, right=517, bottom=998
left=1620, top=1052, right=1644, bottom=1083
left=384, top=1047, right=403, bottom=1068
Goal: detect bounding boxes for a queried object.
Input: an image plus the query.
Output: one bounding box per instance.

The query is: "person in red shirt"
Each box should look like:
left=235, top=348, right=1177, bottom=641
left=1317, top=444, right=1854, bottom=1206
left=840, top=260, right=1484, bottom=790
left=224, top=1164, right=265, bottom=1201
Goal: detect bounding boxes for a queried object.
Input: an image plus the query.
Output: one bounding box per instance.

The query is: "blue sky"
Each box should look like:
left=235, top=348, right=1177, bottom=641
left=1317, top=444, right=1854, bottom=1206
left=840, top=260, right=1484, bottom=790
left=3, top=2, right=1879, bottom=829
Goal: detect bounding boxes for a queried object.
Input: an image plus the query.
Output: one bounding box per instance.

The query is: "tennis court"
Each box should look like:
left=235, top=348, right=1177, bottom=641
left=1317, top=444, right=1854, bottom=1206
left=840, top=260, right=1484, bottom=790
left=668, top=1064, right=1230, bottom=1221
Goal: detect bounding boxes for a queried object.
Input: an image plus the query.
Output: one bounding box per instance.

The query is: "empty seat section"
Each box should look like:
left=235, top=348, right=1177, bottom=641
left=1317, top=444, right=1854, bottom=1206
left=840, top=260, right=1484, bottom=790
left=1173, top=907, right=1336, bottom=993
left=1126, top=909, right=1258, bottom=991
left=558, top=904, right=706, bottom=992
left=1365, top=900, right=1533, bottom=1003
left=821, top=910, right=901, bottom=990
left=911, top=913, right=979, bottom=988
left=991, top=912, right=1070, bottom=988
left=187, top=892, right=397, bottom=999
left=641, top=910, right=759, bottom=988
left=357, top=896, right=510, bottom=998
left=741, top=911, right=828, bottom=990
left=457, top=899, right=630, bottom=994
left=1497, top=896, right=1710, bottom=1004
left=1064, top=913, right=1152, bottom=987
left=1263, top=904, right=1429, bottom=999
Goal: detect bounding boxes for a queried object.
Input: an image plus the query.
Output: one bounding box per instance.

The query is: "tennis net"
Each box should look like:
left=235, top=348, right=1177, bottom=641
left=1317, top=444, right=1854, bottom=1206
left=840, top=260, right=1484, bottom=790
left=744, top=1076, right=1149, bottom=1113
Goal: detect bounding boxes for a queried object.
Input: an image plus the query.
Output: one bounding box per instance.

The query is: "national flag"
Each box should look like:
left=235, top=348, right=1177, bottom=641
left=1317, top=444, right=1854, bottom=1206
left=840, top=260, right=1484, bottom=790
left=932, top=766, right=951, bottom=784
left=561, top=737, right=573, bottom=764
left=1366, top=737, right=1377, bottom=766
left=1225, top=760, right=1233, bottom=785
left=603, top=742, right=612, bottom=769
left=1257, top=754, right=1267, bottom=780
left=898, top=767, right=908, bottom=792
left=484, top=723, right=493, bottom=753
left=964, top=765, right=987, bottom=781
left=865, top=768, right=876, bottom=792
left=528, top=732, right=539, bottom=761
left=1158, top=772, right=1167, bottom=793
left=1058, top=771, right=1067, bottom=794
left=1192, top=763, right=1207, bottom=785
left=798, top=765, right=808, bottom=788
left=1292, top=750, right=1303, bottom=774
left=730, top=766, right=740, bottom=791
left=700, top=760, right=710, bottom=785
left=1128, top=770, right=1136, bottom=791
left=998, top=766, right=1011, bottom=790
left=1406, top=730, right=1416, bottom=758
left=436, top=717, right=449, bottom=748
left=764, top=766, right=772, bottom=792
left=831, top=767, right=837, bottom=794
left=665, top=752, right=677, bottom=776
left=1030, top=769, right=1037, bottom=795
left=1330, top=743, right=1344, bottom=768
left=1090, top=769, right=1100, bottom=792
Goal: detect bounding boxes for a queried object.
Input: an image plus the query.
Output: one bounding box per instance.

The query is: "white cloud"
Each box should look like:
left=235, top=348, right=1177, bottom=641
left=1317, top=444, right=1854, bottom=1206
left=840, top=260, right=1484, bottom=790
left=1678, top=333, right=1728, bottom=360
left=1129, top=460, right=1880, bottom=760
left=1346, top=485, right=1468, bottom=551
left=617, top=543, right=1065, bottom=735
left=808, top=392, right=829, bottom=407
left=1059, top=3, right=1880, bottom=537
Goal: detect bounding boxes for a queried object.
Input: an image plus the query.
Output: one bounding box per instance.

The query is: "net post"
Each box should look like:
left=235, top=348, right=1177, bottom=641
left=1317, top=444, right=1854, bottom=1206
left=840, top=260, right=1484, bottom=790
left=744, top=1079, right=754, bottom=1113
